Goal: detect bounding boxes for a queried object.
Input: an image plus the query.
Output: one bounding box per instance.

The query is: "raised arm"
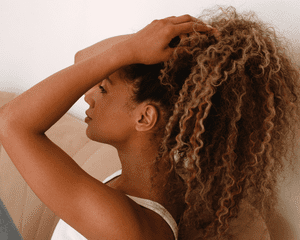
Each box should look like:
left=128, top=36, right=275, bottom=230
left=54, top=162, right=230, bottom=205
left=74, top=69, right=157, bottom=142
left=75, top=34, right=133, bottom=63
left=0, top=15, right=212, bottom=239
left=0, top=35, right=133, bottom=134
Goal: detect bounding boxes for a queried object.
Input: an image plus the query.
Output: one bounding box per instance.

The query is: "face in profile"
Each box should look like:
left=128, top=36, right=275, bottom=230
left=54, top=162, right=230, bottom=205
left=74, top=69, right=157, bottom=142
left=78, top=34, right=157, bottom=147
left=84, top=69, right=137, bottom=146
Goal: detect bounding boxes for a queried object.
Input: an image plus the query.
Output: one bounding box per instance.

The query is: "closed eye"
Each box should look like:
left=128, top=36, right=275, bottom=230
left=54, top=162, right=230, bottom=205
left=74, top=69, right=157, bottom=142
left=99, top=85, right=106, bottom=93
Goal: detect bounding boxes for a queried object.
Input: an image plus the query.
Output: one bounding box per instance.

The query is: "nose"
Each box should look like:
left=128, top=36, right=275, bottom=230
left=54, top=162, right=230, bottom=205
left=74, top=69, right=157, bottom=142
left=84, top=86, right=96, bottom=106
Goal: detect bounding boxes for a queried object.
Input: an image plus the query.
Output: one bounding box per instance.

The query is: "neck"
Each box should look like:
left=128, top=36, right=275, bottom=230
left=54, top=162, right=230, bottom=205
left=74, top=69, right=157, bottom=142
left=110, top=138, right=166, bottom=200
left=111, top=142, right=186, bottom=223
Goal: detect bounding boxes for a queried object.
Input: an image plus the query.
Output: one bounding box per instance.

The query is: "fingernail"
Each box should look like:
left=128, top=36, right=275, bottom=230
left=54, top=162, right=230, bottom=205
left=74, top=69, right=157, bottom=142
left=206, top=24, right=213, bottom=28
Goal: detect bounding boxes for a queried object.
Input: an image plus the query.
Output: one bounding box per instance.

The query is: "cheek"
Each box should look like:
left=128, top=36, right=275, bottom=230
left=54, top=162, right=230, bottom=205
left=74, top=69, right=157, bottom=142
left=86, top=114, right=133, bottom=144
left=86, top=100, right=134, bottom=141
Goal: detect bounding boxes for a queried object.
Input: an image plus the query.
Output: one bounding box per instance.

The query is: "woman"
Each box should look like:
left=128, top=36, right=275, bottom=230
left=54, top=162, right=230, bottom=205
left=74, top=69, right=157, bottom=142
left=1, top=6, right=300, bottom=240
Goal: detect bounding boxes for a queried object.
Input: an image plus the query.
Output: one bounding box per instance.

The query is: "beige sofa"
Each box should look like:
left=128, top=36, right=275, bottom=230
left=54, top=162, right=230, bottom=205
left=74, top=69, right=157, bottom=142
left=0, top=91, right=121, bottom=239
left=0, top=90, right=300, bottom=240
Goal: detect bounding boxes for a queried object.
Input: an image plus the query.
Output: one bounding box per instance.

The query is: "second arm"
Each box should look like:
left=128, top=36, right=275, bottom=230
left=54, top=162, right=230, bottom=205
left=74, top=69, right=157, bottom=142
left=0, top=37, right=133, bottom=134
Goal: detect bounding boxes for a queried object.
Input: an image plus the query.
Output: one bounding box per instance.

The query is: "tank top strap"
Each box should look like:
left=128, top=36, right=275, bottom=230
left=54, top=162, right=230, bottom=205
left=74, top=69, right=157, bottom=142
left=103, top=170, right=178, bottom=240
left=102, top=169, right=122, bottom=184
left=126, top=194, right=178, bottom=240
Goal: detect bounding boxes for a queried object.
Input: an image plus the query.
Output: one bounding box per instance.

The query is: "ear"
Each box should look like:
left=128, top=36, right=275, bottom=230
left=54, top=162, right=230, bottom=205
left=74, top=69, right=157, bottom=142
left=135, top=104, right=159, bottom=132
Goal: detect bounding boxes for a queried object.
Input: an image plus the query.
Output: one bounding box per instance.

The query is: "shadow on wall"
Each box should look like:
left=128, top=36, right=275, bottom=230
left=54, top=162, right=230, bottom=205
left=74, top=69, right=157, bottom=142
left=268, top=147, right=300, bottom=240
left=268, top=209, right=297, bottom=240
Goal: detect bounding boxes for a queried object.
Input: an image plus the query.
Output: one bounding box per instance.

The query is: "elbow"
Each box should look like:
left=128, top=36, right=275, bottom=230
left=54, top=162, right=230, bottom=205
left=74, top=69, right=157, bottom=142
left=74, top=51, right=83, bottom=64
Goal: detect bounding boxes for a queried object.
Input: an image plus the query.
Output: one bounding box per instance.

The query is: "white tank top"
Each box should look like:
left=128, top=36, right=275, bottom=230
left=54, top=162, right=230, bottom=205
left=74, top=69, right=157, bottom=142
left=51, top=169, right=178, bottom=240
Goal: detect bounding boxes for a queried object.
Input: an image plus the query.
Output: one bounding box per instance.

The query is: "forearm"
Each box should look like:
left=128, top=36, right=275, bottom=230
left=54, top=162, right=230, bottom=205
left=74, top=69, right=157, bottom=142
left=0, top=42, right=133, bottom=135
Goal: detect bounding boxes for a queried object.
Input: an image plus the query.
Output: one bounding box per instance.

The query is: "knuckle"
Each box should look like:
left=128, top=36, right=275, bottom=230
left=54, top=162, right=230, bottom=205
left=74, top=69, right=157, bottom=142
left=160, top=18, right=168, bottom=25
left=184, top=14, right=192, bottom=19
left=166, top=25, right=175, bottom=35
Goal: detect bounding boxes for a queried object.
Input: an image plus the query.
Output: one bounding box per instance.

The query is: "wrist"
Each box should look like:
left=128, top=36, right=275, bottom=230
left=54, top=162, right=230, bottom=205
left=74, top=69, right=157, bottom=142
left=112, top=38, right=137, bottom=66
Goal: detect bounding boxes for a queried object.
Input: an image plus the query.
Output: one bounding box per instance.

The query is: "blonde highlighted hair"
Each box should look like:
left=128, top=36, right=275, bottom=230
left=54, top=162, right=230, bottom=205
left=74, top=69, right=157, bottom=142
left=120, top=6, right=300, bottom=239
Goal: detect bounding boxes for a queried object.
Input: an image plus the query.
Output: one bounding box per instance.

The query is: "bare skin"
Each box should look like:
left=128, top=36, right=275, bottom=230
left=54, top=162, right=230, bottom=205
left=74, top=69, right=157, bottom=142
left=81, top=37, right=179, bottom=240
left=0, top=15, right=213, bottom=239
left=83, top=67, right=160, bottom=199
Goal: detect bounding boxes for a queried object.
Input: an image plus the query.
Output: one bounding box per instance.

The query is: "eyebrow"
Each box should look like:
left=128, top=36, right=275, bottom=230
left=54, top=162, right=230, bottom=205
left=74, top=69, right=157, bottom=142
left=106, top=76, right=113, bottom=85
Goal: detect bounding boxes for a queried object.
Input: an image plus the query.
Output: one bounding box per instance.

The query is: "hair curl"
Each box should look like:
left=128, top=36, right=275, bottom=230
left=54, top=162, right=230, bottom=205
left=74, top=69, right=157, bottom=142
left=119, top=6, right=300, bottom=239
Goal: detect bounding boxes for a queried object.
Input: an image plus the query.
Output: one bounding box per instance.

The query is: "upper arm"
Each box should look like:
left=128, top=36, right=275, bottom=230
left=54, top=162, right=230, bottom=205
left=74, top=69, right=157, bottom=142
left=70, top=172, right=145, bottom=239
left=0, top=127, right=143, bottom=239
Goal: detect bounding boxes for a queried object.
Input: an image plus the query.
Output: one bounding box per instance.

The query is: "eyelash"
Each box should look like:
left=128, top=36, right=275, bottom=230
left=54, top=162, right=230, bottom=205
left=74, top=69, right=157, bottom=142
left=99, top=85, right=106, bottom=93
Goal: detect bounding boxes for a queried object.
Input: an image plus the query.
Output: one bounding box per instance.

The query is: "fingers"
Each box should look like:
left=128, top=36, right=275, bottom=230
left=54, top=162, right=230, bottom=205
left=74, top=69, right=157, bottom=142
left=167, top=14, right=220, bottom=40
left=168, top=14, right=201, bottom=24
left=163, top=14, right=213, bottom=34
left=173, top=21, right=213, bottom=36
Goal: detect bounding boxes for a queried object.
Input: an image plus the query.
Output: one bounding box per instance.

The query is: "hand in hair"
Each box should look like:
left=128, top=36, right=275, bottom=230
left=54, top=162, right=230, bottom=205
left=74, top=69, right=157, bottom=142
left=123, top=14, right=214, bottom=65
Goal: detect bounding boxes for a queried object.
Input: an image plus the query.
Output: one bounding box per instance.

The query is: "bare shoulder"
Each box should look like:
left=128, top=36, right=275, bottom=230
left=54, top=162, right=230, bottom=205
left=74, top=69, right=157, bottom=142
left=71, top=176, right=174, bottom=240
left=139, top=207, right=176, bottom=240
left=60, top=175, right=149, bottom=240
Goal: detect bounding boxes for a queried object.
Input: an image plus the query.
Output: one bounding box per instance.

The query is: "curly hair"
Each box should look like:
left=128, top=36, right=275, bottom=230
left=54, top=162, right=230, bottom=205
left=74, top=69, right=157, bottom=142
left=119, top=6, right=300, bottom=239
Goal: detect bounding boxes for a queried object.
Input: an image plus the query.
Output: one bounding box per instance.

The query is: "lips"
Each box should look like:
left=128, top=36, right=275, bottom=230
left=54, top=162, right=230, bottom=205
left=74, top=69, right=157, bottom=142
left=85, top=117, right=92, bottom=123
left=85, top=110, right=92, bottom=119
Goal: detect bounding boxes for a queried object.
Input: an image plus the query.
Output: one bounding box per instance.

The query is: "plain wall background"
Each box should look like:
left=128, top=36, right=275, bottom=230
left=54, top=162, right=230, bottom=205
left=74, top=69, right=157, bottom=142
left=1, top=0, right=300, bottom=120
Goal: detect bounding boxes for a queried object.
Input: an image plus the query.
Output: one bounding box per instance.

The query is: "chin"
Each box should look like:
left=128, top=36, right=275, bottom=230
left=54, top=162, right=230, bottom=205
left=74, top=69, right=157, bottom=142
left=85, top=129, right=110, bottom=145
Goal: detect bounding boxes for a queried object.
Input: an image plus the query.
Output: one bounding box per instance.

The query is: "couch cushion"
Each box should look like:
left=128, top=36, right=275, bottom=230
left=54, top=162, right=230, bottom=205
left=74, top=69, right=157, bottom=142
left=44, top=113, right=90, bottom=158
left=0, top=90, right=121, bottom=239
left=0, top=90, right=90, bottom=158
left=76, top=141, right=121, bottom=182
left=0, top=91, right=19, bottom=151
left=0, top=107, right=94, bottom=240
